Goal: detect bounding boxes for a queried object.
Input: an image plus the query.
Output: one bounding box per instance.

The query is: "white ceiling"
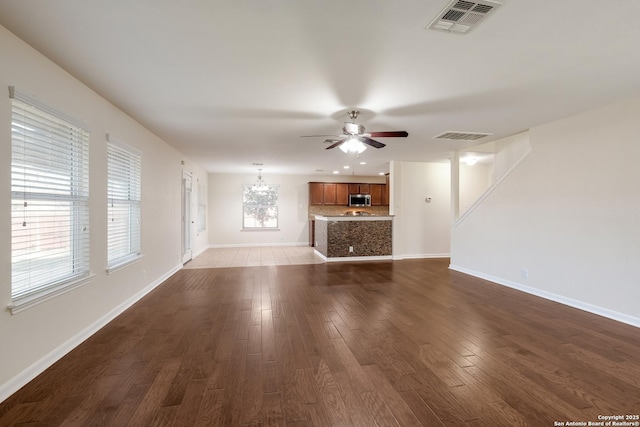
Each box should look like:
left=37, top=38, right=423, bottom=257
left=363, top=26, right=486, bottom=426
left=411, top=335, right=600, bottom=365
left=1, top=0, right=640, bottom=176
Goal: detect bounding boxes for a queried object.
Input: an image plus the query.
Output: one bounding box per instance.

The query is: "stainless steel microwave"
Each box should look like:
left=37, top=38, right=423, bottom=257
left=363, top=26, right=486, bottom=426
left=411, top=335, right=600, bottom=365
left=349, top=194, right=371, bottom=207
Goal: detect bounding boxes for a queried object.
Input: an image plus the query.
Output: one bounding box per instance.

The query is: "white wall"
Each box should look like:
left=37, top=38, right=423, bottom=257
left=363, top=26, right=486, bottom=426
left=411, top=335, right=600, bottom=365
left=207, top=173, right=384, bottom=247
left=459, top=163, right=492, bottom=214
left=451, top=96, right=640, bottom=326
left=0, top=25, right=208, bottom=400
left=491, top=131, right=531, bottom=183
left=390, top=161, right=451, bottom=258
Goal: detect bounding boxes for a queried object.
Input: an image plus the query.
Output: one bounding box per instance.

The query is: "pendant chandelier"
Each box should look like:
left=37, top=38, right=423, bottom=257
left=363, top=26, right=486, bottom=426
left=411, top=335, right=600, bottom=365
left=252, top=168, right=268, bottom=191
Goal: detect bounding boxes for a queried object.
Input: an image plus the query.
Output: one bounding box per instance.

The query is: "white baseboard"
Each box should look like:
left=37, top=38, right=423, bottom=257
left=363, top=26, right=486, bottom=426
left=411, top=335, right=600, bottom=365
left=449, top=264, right=640, bottom=329
left=208, top=242, right=308, bottom=249
left=392, top=253, right=450, bottom=260
left=0, top=263, right=183, bottom=404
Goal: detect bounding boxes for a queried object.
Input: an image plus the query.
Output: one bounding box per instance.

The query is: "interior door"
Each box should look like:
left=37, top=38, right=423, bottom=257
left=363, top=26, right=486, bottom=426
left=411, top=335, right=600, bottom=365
left=182, top=172, right=193, bottom=263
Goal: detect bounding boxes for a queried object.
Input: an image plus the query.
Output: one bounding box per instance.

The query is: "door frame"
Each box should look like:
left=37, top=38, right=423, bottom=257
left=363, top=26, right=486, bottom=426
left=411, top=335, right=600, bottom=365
left=181, top=171, right=194, bottom=263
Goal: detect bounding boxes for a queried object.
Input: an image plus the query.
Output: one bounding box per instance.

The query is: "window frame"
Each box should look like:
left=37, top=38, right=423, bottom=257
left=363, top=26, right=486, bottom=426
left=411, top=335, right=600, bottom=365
left=106, top=136, right=142, bottom=273
left=241, top=184, right=279, bottom=230
left=9, top=87, right=91, bottom=312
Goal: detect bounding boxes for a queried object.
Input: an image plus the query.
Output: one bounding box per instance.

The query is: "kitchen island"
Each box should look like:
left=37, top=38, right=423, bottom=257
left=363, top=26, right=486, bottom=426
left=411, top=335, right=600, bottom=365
left=313, top=215, right=392, bottom=261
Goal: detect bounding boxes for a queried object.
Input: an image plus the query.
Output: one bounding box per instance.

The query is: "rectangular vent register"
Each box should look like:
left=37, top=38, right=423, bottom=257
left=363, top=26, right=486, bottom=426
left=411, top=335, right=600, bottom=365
left=428, top=0, right=505, bottom=34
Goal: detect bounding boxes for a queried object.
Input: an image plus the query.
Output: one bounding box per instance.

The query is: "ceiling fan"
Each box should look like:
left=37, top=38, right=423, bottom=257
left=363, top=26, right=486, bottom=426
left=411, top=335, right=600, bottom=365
left=302, top=110, right=408, bottom=153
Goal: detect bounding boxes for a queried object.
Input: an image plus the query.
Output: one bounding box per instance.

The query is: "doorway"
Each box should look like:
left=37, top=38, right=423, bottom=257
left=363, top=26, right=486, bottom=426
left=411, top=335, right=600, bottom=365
left=181, top=171, right=194, bottom=263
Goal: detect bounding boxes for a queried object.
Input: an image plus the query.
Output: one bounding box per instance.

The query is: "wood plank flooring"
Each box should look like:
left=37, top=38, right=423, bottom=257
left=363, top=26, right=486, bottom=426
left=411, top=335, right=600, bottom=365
left=1, top=258, right=639, bottom=426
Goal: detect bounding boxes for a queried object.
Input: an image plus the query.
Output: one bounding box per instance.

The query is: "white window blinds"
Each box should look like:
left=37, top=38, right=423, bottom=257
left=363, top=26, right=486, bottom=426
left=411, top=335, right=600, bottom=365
left=107, top=137, right=142, bottom=269
left=10, top=87, right=91, bottom=300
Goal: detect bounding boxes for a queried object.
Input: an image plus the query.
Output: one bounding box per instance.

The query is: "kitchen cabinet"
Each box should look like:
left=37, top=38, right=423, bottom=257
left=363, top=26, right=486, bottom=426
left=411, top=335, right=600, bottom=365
left=336, top=183, right=349, bottom=205
left=309, top=182, right=388, bottom=206
left=309, top=182, right=324, bottom=205
left=323, top=183, right=337, bottom=205
left=382, top=183, right=389, bottom=206
left=309, top=220, right=315, bottom=246
left=309, top=182, right=349, bottom=206
left=348, top=183, right=370, bottom=194
left=369, top=184, right=383, bottom=206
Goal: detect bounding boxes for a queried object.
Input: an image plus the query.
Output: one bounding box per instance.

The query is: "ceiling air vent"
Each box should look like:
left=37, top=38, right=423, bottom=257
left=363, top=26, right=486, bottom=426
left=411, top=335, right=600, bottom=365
left=428, top=0, right=504, bottom=34
left=433, top=131, right=493, bottom=141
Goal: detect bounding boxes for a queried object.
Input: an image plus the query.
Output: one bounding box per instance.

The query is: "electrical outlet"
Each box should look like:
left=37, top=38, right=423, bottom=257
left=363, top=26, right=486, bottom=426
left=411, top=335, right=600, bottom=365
left=521, top=268, right=529, bottom=279
left=349, top=246, right=354, bottom=253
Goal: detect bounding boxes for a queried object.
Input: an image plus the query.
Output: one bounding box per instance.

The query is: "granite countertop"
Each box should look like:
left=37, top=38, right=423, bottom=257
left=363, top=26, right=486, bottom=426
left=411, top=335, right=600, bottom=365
left=313, top=214, right=393, bottom=221
left=308, top=206, right=390, bottom=220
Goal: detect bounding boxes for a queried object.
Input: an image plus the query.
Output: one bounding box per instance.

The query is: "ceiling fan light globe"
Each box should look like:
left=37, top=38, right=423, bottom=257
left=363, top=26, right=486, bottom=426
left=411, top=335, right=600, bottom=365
left=340, top=138, right=367, bottom=154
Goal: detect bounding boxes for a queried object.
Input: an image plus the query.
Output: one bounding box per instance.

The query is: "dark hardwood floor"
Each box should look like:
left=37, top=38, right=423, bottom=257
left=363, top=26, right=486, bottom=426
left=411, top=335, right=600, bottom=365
left=1, top=259, right=639, bottom=426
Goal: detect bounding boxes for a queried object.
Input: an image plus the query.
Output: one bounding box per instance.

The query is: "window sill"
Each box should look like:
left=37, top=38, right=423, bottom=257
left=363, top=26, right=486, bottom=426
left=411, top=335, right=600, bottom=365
left=8, top=274, right=95, bottom=315
left=107, top=254, right=144, bottom=274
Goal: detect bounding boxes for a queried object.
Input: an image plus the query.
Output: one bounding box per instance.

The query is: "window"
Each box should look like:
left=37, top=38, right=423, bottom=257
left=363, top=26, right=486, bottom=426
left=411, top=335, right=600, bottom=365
left=242, top=184, right=278, bottom=229
left=197, top=178, right=206, bottom=234
left=10, top=87, right=90, bottom=302
left=107, top=137, right=141, bottom=270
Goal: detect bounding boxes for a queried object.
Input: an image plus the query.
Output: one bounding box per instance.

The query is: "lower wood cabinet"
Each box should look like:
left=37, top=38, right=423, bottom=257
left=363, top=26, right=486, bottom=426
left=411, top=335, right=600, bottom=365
left=309, top=220, right=315, bottom=246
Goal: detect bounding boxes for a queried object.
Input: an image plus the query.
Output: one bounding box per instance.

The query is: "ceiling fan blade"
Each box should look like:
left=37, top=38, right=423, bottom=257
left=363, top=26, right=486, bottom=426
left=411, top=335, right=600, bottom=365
left=359, top=137, right=386, bottom=149
left=301, top=134, right=343, bottom=138
left=368, top=131, right=408, bottom=138
left=325, top=140, right=345, bottom=150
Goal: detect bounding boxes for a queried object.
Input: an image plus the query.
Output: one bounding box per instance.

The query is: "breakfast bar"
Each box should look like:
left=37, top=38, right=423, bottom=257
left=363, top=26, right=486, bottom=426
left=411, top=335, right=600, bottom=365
left=313, top=215, right=393, bottom=261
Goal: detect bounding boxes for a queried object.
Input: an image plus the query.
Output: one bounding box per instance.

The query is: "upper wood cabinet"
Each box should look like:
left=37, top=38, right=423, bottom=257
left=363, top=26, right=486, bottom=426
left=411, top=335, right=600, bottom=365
left=369, top=184, right=383, bottom=206
left=381, top=178, right=389, bottom=206
left=348, top=183, right=370, bottom=194
left=336, top=183, right=349, bottom=205
left=323, top=183, right=337, bottom=205
left=309, top=182, right=324, bottom=205
left=310, top=182, right=349, bottom=206
left=309, top=182, right=388, bottom=206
